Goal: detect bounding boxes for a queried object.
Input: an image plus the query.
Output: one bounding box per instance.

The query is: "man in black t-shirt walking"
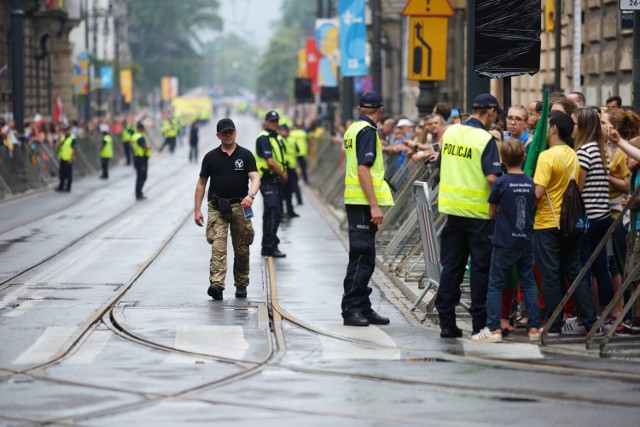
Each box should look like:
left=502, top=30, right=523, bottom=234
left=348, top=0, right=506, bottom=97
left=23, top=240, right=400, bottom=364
left=194, top=118, right=261, bottom=300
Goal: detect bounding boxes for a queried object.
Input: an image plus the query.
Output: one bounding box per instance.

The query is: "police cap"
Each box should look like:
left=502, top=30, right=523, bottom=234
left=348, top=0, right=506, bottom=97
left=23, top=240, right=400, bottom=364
left=265, top=111, right=279, bottom=121
left=358, top=91, right=383, bottom=109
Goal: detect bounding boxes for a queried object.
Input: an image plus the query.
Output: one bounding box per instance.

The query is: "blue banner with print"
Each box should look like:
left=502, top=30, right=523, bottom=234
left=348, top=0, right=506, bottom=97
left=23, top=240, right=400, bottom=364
left=339, top=0, right=368, bottom=77
left=100, top=66, right=113, bottom=89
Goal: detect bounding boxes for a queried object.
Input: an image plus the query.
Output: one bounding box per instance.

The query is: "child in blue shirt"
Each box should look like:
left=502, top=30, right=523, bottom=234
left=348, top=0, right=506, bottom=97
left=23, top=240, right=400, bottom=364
left=472, top=138, right=541, bottom=343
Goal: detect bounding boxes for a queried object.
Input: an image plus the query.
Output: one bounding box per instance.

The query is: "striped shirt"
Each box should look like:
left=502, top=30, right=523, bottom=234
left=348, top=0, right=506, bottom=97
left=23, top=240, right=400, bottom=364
left=576, top=141, right=611, bottom=220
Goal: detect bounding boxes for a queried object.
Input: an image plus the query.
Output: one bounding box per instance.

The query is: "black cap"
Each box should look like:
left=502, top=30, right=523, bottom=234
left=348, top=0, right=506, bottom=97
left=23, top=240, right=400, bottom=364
left=359, top=91, right=383, bottom=109
left=472, top=93, right=501, bottom=109
left=216, top=118, right=236, bottom=133
left=136, top=121, right=145, bottom=130
left=265, top=111, right=279, bottom=121
left=278, top=124, right=289, bottom=130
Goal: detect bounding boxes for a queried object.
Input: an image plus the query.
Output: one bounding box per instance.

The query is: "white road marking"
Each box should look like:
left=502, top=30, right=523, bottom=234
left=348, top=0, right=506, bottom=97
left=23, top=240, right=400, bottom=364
left=60, top=330, right=112, bottom=365
left=319, top=324, right=401, bottom=360
left=0, top=182, right=190, bottom=317
left=462, top=341, right=544, bottom=360
left=12, top=326, right=77, bottom=365
left=165, top=325, right=249, bottom=363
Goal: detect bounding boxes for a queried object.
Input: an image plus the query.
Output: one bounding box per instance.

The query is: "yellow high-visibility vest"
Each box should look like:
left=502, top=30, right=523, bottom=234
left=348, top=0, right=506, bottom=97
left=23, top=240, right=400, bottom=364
left=254, top=130, right=286, bottom=178
left=101, top=134, right=113, bottom=159
left=58, top=134, right=75, bottom=161
left=131, top=131, right=152, bottom=158
left=343, top=120, right=394, bottom=206
left=438, top=123, right=493, bottom=219
left=289, top=129, right=308, bottom=156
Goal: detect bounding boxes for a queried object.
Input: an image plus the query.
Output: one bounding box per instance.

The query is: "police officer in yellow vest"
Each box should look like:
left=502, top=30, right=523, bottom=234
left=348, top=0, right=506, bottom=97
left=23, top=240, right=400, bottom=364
left=131, top=121, right=152, bottom=200
left=341, top=92, right=395, bottom=327
left=121, top=118, right=134, bottom=165
left=277, top=124, right=300, bottom=218
left=255, top=110, right=288, bottom=258
left=434, top=93, right=502, bottom=338
left=56, top=124, right=77, bottom=192
left=289, top=122, right=309, bottom=197
left=99, top=124, right=113, bottom=179
left=160, top=116, right=177, bottom=154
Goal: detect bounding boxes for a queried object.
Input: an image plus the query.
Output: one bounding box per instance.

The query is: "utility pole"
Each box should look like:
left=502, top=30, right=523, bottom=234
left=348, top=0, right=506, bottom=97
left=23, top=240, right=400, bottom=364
left=371, top=0, right=382, bottom=93
left=84, top=0, right=91, bottom=120
left=10, top=0, right=25, bottom=135
left=635, top=11, right=640, bottom=113
left=113, top=1, right=120, bottom=116
left=554, top=0, right=562, bottom=91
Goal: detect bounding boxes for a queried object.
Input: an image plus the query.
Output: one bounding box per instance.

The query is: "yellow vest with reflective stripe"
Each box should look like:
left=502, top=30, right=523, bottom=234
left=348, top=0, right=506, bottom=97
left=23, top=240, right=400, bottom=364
left=290, top=129, right=308, bottom=156
left=438, top=124, right=492, bottom=219
left=122, top=126, right=134, bottom=143
left=254, top=130, right=286, bottom=178
left=343, top=120, right=394, bottom=206
left=131, top=131, right=151, bottom=158
left=101, top=134, right=114, bottom=159
left=58, top=134, right=75, bottom=161
left=282, top=135, right=298, bottom=169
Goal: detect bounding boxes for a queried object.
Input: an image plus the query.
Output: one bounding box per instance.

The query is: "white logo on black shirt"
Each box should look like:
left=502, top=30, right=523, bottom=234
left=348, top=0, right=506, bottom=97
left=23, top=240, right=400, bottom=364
left=234, top=159, right=244, bottom=170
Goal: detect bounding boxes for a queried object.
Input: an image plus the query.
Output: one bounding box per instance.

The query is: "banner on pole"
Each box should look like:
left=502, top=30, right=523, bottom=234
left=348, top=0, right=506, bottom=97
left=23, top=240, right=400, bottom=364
left=339, top=0, right=368, bottom=77
left=316, top=18, right=340, bottom=87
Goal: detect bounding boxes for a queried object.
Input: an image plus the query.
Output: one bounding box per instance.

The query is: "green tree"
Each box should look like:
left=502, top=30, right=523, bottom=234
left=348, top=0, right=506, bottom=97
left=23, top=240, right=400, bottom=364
left=202, top=34, right=259, bottom=96
left=255, top=0, right=317, bottom=101
left=125, top=0, right=223, bottom=97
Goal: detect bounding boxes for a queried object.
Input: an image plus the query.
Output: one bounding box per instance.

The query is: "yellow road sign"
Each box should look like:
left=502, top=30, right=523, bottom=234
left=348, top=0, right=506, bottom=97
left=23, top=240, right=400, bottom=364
left=402, top=0, right=454, bottom=17
left=408, top=17, right=448, bottom=81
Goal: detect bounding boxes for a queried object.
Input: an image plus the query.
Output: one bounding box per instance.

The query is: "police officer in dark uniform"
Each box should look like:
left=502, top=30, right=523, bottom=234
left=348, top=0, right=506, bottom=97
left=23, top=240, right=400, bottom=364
left=131, top=122, right=151, bottom=200
left=434, top=93, right=502, bottom=338
left=56, top=124, right=76, bottom=192
left=341, top=92, right=395, bottom=326
left=254, top=111, right=288, bottom=258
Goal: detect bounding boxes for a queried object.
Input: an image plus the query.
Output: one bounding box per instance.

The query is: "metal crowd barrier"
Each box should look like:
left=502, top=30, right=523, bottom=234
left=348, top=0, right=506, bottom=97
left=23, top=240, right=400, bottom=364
left=0, top=132, right=125, bottom=200
left=307, top=138, right=472, bottom=324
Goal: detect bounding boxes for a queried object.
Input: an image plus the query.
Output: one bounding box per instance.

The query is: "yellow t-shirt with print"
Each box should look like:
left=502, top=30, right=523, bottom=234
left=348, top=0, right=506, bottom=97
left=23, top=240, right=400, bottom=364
left=533, top=144, right=581, bottom=230
left=608, top=146, right=630, bottom=200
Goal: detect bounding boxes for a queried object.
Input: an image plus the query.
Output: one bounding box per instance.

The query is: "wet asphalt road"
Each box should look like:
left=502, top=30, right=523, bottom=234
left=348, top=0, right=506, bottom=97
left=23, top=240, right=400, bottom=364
left=1, top=116, right=639, bottom=426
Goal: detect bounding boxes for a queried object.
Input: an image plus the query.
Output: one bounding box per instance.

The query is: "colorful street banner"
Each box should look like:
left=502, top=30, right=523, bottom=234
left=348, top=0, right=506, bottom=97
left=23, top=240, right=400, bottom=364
left=306, top=39, right=321, bottom=94
left=120, top=69, right=133, bottom=103
left=100, top=66, right=113, bottom=89
left=73, top=51, right=90, bottom=95
left=161, top=76, right=179, bottom=101
left=298, top=48, right=308, bottom=78
left=316, top=18, right=340, bottom=87
left=339, top=0, right=368, bottom=77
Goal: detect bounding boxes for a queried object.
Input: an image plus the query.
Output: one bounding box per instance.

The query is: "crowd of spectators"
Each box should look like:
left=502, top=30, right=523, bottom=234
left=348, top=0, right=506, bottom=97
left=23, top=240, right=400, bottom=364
left=354, top=92, right=640, bottom=338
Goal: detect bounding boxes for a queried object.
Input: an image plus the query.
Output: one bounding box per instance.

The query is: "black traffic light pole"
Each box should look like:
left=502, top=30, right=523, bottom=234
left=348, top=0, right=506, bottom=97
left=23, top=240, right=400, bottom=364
left=11, top=0, right=25, bottom=135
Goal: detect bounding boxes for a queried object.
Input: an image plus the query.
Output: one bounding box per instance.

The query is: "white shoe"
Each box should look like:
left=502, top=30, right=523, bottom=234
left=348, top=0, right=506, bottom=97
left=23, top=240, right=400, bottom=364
left=528, top=328, right=542, bottom=343
left=561, top=318, right=587, bottom=335
left=471, top=327, right=502, bottom=343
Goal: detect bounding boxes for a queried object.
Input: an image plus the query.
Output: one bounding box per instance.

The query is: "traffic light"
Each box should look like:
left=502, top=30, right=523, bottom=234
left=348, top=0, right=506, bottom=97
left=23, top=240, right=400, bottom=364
left=545, top=0, right=555, bottom=32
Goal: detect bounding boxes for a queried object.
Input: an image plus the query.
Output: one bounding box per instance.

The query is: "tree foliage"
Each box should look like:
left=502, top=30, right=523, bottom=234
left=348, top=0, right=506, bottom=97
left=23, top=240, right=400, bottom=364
left=125, top=0, right=223, bottom=97
left=255, top=0, right=317, bottom=101
left=202, top=34, right=259, bottom=96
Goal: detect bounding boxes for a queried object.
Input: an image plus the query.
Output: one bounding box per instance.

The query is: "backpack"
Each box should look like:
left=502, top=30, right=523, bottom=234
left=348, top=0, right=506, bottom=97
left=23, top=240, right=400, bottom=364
left=545, top=150, right=589, bottom=237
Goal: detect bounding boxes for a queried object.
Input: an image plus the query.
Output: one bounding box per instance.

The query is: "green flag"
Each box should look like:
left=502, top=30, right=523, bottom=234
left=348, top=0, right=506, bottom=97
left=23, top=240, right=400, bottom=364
left=523, top=89, right=549, bottom=177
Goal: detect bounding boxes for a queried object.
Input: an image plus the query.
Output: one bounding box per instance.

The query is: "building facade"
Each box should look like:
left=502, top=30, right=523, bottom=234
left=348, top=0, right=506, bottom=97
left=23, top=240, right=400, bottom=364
left=1, top=0, right=82, bottom=122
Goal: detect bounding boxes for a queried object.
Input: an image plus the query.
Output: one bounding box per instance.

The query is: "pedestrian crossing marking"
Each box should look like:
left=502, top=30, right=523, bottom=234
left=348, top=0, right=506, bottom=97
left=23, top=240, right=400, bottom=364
left=12, top=326, right=77, bottom=365
left=61, top=330, right=111, bottom=365
left=462, top=341, right=543, bottom=360
left=165, top=325, right=249, bottom=363
left=319, top=324, right=401, bottom=360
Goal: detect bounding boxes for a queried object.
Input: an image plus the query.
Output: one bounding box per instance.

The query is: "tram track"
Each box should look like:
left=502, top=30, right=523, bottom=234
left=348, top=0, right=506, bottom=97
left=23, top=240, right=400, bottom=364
left=0, top=154, right=193, bottom=292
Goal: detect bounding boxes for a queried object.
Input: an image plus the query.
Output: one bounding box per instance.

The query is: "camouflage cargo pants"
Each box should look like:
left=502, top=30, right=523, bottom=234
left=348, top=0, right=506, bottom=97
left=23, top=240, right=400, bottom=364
left=206, top=201, right=255, bottom=289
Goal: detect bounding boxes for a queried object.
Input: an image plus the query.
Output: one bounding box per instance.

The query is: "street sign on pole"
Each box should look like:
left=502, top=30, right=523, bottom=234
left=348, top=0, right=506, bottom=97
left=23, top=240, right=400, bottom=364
left=620, top=0, right=640, bottom=11
left=408, top=17, right=448, bottom=81
left=402, top=0, right=454, bottom=17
